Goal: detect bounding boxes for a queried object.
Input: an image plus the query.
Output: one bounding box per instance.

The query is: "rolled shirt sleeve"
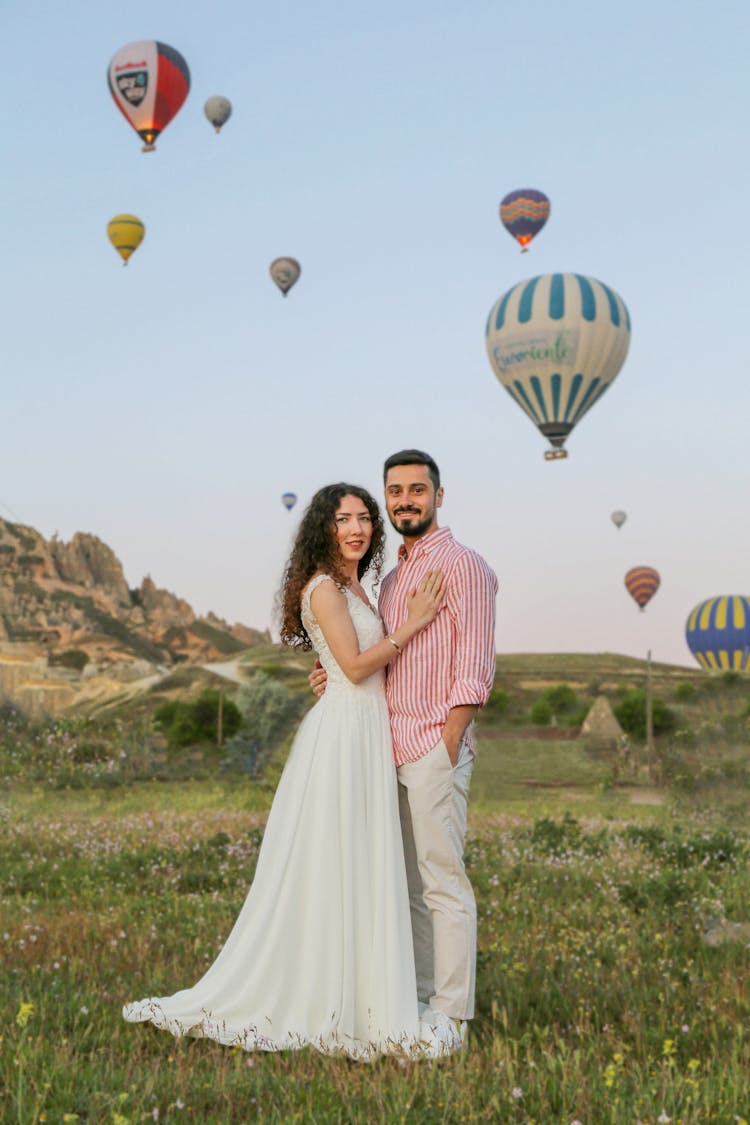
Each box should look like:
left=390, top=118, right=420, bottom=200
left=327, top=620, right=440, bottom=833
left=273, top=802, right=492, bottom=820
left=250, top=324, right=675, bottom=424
left=447, top=551, right=498, bottom=710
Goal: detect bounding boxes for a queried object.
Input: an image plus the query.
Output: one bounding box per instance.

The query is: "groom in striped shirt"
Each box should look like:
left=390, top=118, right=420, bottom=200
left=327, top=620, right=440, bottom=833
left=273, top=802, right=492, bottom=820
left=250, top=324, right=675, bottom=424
left=379, top=449, right=497, bottom=1052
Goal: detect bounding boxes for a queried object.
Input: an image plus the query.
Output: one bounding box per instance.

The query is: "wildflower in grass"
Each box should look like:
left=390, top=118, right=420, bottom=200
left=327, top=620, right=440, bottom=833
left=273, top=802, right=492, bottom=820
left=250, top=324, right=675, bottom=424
left=687, top=1059, right=700, bottom=1072
left=15, top=1001, right=34, bottom=1027
left=657, top=1114, right=671, bottom=1123
left=62, top=1116, right=79, bottom=1123
left=662, top=1037, right=676, bottom=1063
left=511, top=1087, right=523, bottom=1099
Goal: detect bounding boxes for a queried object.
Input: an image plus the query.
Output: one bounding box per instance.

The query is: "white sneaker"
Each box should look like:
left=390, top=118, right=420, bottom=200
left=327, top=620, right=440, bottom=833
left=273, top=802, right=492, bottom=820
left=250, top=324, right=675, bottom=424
left=420, top=1011, right=469, bottom=1058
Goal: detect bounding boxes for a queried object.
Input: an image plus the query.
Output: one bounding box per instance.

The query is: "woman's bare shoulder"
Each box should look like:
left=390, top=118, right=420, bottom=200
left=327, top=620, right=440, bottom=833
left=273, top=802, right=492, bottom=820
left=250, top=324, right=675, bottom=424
left=306, top=573, right=346, bottom=613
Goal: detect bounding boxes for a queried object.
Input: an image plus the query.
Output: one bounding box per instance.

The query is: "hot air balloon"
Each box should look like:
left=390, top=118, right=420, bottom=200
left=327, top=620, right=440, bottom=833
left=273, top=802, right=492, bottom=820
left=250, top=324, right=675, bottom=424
left=611, top=510, right=627, bottom=530
left=499, top=189, right=550, bottom=251
left=107, top=214, right=145, bottom=265
left=281, top=492, right=297, bottom=511
left=108, top=41, right=190, bottom=152
left=204, top=96, right=232, bottom=133
left=270, top=258, right=301, bottom=297
left=686, top=596, right=750, bottom=671
left=485, top=273, right=631, bottom=459
left=625, top=567, right=660, bottom=612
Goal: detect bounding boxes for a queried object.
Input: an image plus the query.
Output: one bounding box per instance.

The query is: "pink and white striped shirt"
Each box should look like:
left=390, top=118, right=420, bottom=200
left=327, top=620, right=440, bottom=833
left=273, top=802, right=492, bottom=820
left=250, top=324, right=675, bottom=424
left=378, top=526, right=498, bottom=766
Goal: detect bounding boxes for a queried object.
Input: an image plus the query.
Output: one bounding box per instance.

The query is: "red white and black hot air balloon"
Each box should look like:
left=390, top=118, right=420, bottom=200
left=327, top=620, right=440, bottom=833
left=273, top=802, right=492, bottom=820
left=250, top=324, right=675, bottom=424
left=108, top=41, right=190, bottom=152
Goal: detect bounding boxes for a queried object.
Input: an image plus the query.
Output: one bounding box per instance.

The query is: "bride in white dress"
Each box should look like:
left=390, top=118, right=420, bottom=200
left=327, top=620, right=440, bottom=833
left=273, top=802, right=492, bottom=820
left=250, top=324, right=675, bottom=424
left=123, top=484, right=445, bottom=1060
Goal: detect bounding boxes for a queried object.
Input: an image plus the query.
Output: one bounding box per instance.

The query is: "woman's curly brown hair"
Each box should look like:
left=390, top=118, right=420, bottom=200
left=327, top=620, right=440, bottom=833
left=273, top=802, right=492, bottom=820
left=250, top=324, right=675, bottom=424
left=279, top=483, right=385, bottom=650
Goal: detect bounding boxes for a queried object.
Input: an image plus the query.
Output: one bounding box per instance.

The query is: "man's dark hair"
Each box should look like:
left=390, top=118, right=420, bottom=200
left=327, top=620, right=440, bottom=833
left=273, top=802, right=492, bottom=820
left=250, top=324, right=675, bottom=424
left=383, top=449, right=440, bottom=490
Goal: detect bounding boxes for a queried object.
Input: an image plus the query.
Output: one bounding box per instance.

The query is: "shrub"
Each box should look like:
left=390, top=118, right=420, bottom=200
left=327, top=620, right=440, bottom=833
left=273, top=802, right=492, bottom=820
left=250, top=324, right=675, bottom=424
left=614, top=688, right=676, bottom=739
left=544, top=684, right=578, bottom=713
left=235, top=672, right=303, bottom=752
left=675, top=682, right=697, bottom=702
left=529, top=683, right=581, bottom=726
left=530, top=699, right=553, bottom=725
left=484, top=688, right=510, bottom=717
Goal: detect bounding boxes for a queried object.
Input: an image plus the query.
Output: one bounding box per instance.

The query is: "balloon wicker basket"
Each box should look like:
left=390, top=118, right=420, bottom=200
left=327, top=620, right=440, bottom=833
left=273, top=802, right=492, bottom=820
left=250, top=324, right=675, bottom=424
left=544, top=449, right=568, bottom=461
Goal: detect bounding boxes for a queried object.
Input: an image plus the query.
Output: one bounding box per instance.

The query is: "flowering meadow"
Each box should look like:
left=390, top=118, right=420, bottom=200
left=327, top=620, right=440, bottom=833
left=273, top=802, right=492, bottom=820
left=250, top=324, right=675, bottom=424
left=2, top=718, right=750, bottom=1122
left=1, top=675, right=750, bottom=1125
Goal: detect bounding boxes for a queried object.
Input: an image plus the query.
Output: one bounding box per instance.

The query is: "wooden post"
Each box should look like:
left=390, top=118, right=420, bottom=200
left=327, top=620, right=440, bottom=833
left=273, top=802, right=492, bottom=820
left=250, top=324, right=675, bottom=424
left=217, top=688, right=224, bottom=747
left=646, top=649, right=654, bottom=780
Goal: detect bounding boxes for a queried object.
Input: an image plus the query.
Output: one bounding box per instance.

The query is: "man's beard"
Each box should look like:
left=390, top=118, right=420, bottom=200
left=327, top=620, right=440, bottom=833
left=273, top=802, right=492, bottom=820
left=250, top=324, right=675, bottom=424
left=388, top=509, right=434, bottom=538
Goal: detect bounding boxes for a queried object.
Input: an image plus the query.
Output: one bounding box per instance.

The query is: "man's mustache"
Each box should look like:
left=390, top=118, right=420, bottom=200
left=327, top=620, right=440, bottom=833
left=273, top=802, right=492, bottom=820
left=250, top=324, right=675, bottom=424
left=395, top=507, right=420, bottom=515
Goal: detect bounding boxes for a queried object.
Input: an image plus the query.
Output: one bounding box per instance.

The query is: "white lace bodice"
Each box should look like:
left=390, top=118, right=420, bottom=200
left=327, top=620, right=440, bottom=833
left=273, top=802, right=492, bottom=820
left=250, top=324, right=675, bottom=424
left=301, top=574, right=385, bottom=695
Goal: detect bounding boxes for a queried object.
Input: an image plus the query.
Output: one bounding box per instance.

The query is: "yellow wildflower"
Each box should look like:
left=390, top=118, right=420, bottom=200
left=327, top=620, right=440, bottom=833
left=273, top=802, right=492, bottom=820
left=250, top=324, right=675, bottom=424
left=15, top=1002, right=34, bottom=1028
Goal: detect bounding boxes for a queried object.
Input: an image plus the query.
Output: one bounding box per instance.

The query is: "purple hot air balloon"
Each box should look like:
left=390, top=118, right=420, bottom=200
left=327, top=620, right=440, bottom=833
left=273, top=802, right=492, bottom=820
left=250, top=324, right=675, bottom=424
left=499, top=189, right=550, bottom=252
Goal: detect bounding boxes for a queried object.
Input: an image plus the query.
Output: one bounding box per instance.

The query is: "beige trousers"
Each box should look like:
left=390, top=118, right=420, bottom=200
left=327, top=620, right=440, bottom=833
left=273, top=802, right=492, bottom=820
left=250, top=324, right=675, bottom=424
left=397, top=738, right=476, bottom=1020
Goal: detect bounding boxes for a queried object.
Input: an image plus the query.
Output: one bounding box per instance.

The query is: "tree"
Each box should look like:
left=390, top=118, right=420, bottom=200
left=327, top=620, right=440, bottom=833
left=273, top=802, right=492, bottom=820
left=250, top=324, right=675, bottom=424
left=153, top=690, right=241, bottom=749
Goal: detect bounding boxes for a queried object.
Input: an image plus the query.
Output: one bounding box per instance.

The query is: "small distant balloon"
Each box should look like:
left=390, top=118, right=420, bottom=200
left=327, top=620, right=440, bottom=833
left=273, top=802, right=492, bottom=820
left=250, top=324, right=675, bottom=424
left=107, top=215, right=145, bottom=265
left=625, top=566, right=660, bottom=611
left=204, top=96, right=232, bottom=133
left=611, top=510, right=627, bottom=530
left=685, top=595, right=750, bottom=671
left=270, top=258, right=301, bottom=297
left=499, top=189, right=550, bottom=251
left=281, top=492, right=297, bottom=511
left=108, top=40, right=190, bottom=152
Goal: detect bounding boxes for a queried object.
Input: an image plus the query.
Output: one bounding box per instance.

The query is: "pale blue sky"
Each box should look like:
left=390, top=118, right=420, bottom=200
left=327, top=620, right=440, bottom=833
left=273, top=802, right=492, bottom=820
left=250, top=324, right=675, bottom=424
left=2, top=0, right=748, bottom=666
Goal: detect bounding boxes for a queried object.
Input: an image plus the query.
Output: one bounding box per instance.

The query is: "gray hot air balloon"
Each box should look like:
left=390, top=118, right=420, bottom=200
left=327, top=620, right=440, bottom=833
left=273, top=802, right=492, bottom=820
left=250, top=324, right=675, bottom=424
left=270, top=257, right=301, bottom=297
left=204, top=96, right=232, bottom=133
left=611, top=510, right=627, bottom=529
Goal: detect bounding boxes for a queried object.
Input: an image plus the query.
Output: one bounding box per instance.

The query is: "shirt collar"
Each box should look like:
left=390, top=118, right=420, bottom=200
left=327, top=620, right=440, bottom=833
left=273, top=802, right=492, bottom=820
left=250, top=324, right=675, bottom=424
left=397, top=525, right=453, bottom=564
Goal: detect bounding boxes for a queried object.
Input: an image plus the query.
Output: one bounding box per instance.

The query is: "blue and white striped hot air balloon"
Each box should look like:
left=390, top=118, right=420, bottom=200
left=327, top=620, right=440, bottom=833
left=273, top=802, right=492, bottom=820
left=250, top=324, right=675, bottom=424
left=485, top=273, right=631, bottom=459
left=685, top=596, right=750, bottom=671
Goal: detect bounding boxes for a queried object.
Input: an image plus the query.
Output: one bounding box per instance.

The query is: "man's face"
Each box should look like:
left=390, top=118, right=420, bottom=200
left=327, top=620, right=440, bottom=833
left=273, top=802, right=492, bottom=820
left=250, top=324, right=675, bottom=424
left=384, top=463, right=443, bottom=539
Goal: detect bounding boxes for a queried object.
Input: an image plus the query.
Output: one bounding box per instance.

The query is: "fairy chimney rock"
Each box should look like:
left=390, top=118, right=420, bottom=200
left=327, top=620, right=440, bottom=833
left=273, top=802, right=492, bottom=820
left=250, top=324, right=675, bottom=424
left=581, top=696, right=624, bottom=749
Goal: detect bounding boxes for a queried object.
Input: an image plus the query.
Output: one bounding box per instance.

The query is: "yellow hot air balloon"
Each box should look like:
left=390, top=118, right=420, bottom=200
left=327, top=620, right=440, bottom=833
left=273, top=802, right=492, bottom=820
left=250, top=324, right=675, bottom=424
left=107, top=215, right=145, bottom=265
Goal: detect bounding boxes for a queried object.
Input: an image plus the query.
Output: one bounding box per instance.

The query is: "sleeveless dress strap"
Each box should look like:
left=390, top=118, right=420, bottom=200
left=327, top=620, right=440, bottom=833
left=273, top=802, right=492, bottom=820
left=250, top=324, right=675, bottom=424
left=301, top=573, right=336, bottom=620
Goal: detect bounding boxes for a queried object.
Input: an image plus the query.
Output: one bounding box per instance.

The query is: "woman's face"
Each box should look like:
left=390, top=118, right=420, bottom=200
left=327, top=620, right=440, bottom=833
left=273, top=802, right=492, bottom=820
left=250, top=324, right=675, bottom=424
left=333, top=494, right=373, bottom=566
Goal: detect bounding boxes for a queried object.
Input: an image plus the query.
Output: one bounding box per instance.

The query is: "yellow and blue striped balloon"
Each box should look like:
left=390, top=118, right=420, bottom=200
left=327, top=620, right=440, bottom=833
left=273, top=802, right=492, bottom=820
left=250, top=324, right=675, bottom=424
left=485, top=273, right=631, bottom=457
left=685, top=596, right=750, bottom=670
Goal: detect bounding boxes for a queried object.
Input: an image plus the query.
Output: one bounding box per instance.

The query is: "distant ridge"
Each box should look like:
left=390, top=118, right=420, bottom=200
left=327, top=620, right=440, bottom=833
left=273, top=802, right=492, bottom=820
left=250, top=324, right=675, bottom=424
left=0, top=516, right=268, bottom=674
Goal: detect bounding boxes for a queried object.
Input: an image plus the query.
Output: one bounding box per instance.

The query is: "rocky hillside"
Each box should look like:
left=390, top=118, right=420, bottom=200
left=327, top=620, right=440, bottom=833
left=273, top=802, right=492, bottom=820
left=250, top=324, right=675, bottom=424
left=0, top=517, right=267, bottom=671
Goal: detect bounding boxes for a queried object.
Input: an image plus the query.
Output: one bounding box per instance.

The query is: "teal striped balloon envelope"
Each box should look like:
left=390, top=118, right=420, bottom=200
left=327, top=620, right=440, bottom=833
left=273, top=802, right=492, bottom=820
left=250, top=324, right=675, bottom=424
left=685, top=596, right=750, bottom=671
left=485, top=273, right=631, bottom=457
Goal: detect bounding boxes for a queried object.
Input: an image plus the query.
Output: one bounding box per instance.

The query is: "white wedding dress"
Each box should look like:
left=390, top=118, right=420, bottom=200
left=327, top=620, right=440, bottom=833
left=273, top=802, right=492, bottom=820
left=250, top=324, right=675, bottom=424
left=123, top=575, right=426, bottom=1060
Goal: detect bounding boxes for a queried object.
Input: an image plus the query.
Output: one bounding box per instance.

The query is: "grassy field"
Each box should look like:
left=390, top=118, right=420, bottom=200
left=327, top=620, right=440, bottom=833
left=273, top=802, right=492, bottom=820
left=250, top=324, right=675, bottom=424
left=2, top=656, right=750, bottom=1123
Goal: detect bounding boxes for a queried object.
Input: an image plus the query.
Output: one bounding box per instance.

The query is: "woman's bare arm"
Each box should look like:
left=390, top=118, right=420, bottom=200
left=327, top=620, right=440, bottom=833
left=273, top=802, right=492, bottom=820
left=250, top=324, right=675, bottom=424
left=309, top=572, right=444, bottom=685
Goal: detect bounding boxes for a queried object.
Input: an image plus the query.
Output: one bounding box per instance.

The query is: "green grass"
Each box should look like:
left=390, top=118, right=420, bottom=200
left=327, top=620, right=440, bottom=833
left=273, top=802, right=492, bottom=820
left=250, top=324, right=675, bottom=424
left=2, top=777, right=750, bottom=1123
left=3, top=660, right=750, bottom=1122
